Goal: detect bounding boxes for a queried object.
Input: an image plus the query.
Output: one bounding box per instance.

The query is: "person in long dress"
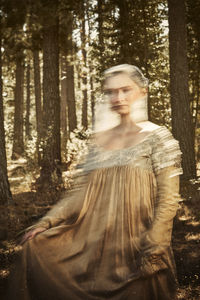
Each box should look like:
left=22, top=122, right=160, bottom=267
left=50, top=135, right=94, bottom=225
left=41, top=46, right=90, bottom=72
left=8, top=64, right=182, bottom=300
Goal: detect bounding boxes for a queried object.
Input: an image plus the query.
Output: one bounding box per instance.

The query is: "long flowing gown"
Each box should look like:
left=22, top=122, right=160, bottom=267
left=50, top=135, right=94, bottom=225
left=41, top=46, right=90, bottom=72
left=8, top=126, right=182, bottom=300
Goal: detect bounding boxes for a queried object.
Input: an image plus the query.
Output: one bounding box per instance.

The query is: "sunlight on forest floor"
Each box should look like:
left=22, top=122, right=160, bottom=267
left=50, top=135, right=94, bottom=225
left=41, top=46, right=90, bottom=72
left=0, top=160, right=200, bottom=299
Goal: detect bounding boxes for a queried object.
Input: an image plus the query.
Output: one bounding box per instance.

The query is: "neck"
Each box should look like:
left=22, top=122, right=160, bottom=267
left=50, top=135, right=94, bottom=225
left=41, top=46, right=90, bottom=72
left=117, top=114, right=139, bottom=132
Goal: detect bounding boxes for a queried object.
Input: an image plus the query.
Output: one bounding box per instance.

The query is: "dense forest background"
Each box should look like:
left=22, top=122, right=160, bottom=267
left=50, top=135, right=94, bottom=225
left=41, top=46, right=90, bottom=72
left=0, top=0, right=200, bottom=299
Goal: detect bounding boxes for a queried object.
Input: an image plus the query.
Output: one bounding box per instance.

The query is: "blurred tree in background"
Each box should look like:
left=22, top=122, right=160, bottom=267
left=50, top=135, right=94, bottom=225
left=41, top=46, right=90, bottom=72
left=0, top=5, right=12, bottom=204
left=168, top=0, right=196, bottom=179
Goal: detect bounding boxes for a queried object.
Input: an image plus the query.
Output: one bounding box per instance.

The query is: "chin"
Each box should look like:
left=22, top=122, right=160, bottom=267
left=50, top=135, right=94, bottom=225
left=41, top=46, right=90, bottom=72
left=111, top=106, right=130, bottom=114
left=116, top=108, right=130, bottom=115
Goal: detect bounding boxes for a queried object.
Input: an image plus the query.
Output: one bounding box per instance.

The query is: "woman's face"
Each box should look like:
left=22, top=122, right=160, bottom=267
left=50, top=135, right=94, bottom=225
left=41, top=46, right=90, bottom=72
left=104, top=73, right=146, bottom=115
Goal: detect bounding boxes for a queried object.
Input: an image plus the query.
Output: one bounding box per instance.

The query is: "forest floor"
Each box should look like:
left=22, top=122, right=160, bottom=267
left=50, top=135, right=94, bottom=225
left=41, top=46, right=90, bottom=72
left=0, top=159, right=200, bottom=299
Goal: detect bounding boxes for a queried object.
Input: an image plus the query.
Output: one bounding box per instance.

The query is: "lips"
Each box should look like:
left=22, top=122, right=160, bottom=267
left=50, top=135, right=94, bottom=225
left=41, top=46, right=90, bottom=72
left=112, top=104, right=128, bottom=109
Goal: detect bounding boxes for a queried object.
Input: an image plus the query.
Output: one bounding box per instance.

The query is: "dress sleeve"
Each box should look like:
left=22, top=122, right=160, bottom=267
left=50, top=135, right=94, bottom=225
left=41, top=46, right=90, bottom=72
left=140, top=126, right=183, bottom=257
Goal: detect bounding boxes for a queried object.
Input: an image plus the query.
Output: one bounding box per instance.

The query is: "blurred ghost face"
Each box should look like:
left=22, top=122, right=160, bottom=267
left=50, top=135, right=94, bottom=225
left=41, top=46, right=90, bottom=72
left=104, top=73, right=146, bottom=116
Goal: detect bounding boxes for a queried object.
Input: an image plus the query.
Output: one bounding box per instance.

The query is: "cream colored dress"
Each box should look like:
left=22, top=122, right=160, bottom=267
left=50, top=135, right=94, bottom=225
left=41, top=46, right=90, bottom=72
left=8, top=126, right=182, bottom=300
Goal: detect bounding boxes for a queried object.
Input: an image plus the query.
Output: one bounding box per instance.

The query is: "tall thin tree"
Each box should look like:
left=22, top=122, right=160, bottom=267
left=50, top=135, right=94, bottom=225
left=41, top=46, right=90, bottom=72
left=168, top=0, right=196, bottom=179
left=81, top=0, right=88, bottom=129
left=25, top=59, right=31, bottom=139
left=11, top=52, right=24, bottom=159
left=40, top=0, right=62, bottom=187
left=60, top=55, right=68, bottom=151
left=0, top=20, right=12, bottom=204
left=33, top=49, right=43, bottom=164
left=66, top=12, right=77, bottom=133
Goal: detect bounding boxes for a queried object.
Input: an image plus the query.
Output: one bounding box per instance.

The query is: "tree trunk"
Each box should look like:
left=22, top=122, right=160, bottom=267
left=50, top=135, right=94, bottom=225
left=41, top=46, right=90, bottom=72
left=12, top=54, right=24, bottom=160
left=86, top=3, right=95, bottom=127
left=0, top=24, right=12, bottom=204
left=141, top=0, right=151, bottom=121
left=81, top=2, right=88, bottom=129
left=118, top=0, right=131, bottom=63
left=33, top=49, right=42, bottom=165
left=66, top=63, right=76, bottom=133
left=25, top=61, right=31, bottom=139
left=40, top=3, right=62, bottom=188
left=97, top=0, right=104, bottom=76
left=89, top=69, right=95, bottom=127
left=168, top=0, right=196, bottom=179
left=66, top=13, right=77, bottom=133
left=60, top=55, right=68, bottom=151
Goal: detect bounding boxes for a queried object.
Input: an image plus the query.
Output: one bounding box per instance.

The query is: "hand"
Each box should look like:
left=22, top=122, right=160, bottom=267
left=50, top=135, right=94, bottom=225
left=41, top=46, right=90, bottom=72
left=20, top=227, right=47, bottom=245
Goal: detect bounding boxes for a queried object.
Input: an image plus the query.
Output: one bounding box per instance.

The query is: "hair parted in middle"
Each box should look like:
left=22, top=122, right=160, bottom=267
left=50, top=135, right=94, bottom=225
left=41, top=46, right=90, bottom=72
left=104, top=64, right=149, bottom=89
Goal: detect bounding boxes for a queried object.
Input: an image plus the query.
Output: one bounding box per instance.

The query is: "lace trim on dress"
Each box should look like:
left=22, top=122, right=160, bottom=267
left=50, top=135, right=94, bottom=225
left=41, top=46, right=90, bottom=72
left=83, top=139, right=153, bottom=172
left=83, top=126, right=183, bottom=177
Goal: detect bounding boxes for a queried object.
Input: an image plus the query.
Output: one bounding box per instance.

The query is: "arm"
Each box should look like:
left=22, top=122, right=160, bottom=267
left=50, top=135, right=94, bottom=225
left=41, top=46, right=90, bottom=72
left=21, top=143, right=94, bottom=244
left=25, top=172, right=89, bottom=232
left=140, top=126, right=182, bottom=257
left=140, top=166, right=180, bottom=256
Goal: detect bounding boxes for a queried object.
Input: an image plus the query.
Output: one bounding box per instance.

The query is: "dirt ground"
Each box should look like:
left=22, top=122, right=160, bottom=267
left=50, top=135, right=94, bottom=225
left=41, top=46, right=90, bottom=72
left=0, top=161, right=200, bottom=299
left=173, top=180, right=200, bottom=300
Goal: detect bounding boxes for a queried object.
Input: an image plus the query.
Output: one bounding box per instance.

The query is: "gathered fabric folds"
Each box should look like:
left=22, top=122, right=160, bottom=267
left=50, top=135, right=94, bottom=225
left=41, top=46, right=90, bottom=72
left=8, top=126, right=182, bottom=300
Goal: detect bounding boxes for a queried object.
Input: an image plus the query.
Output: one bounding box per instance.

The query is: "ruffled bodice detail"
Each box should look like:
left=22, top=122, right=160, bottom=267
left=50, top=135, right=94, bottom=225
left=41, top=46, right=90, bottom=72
left=83, top=126, right=182, bottom=177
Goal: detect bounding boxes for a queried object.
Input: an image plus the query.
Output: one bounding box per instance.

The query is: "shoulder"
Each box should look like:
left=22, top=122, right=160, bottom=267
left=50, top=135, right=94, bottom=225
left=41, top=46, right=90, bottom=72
left=137, top=121, right=175, bottom=140
left=136, top=121, right=162, bottom=139
left=136, top=121, right=161, bottom=132
left=149, top=124, right=183, bottom=175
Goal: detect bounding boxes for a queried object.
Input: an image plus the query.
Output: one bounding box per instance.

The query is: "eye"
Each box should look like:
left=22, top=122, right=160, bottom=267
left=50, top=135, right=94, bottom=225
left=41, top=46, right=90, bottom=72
left=123, top=88, right=132, bottom=94
left=104, top=89, right=113, bottom=96
left=104, top=89, right=117, bottom=97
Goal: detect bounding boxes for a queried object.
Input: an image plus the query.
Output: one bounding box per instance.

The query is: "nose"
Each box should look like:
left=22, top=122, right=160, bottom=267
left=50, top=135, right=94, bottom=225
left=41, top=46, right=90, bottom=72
left=111, top=89, right=125, bottom=104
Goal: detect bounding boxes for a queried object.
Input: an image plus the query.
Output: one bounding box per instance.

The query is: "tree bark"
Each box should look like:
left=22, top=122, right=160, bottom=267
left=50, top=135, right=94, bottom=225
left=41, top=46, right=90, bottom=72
left=25, top=61, right=31, bottom=139
left=81, top=1, right=88, bottom=129
left=60, top=55, right=68, bottom=151
left=168, top=0, right=196, bottom=179
left=66, top=64, right=76, bottom=133
left=86, top=3, right=95, bottom=126
left=141, top=0, right=151, bottom=121
left=33, top=49, right=43, bottom=164
left=97, top=0, right=104, bottom=75
left=0, top=24, right=12, bottom=204
left=40, top=2, right=62, bottom=187
left=12, top=54, right=24, bottom=159
left=118, top=0, right=131, bottom=63
left=66, top=13, right=77, bottom=133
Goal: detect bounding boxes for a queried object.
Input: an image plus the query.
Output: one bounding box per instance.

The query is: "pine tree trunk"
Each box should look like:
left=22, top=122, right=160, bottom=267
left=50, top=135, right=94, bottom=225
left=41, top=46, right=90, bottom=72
left=141, top=0, right=151, bottom=121
left=60, top=55, right=68, bottom=151
left=66, top=63, right=76, bottom=133
left=90, top=71, right=95, bottom=127
left=40, top=3, right=62, bottom=187
left=0, top=25, right=12, bottom=204
left=25, top=62, right=31, bottom=139
left=12, top=55, right=24, bottom=159
left=97, top=0, right=104, bottom=74
left=168, top=0, right=196, bottom=179
left=86, top=3, right=95, bottom=126
left=66, top=13, right=77, bottom=133
left=193, top=53, right=200, bottom=161
left=81, top=4, right=88, bottom=129
left=118, top=0, right=131, bottom=63
left=33, top=49, right=42, bottom=164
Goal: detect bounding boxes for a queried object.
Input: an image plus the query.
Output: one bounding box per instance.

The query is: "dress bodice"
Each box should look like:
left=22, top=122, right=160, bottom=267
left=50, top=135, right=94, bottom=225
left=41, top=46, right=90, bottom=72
left=83, top=126, right=182, bottom=178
